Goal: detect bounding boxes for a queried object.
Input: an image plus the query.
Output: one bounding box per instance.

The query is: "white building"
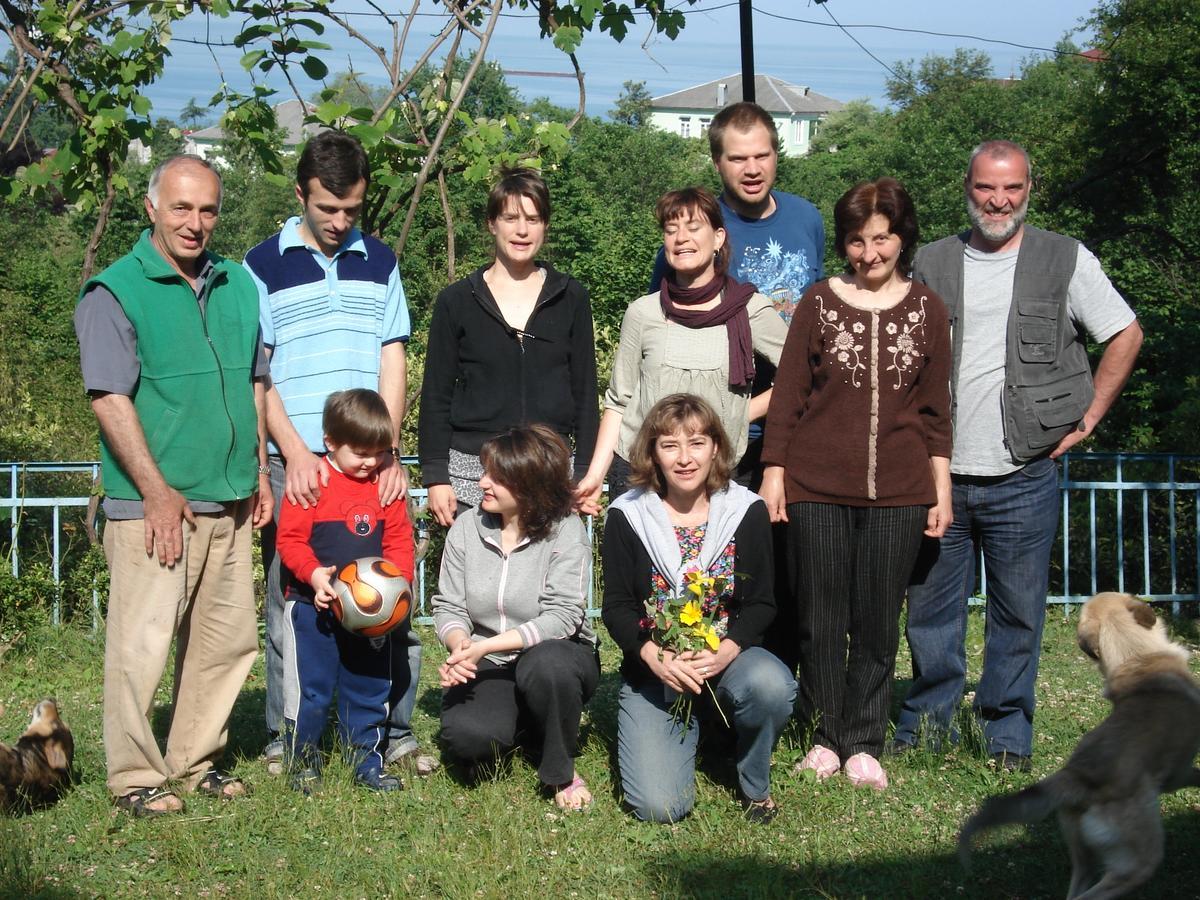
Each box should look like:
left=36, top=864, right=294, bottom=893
left=649, top=74, right=844, bottom=157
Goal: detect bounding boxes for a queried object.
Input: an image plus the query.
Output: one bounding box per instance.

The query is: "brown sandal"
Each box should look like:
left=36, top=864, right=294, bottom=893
left=197, top=770, right=249, bottom=800
left=116, top=786, right=184, bottom=818
left=740, top=795, right=779, bottom=825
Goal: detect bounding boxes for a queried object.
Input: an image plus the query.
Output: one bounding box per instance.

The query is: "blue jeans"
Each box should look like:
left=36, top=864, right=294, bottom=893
left=263, top=456, right=422, bottom=755
left=895, top=457, right=1060, bottom=757
left=282, top=599, right=391, bottom=779
left=616, top=647, right=796, bottom=823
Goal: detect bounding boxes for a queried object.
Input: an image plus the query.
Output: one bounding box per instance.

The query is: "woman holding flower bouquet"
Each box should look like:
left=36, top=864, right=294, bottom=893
left=602, top=394, right=796, bottom=824
left=759, top=178, right=952, bottom=791
left=432, top=425, right=600, bottom=812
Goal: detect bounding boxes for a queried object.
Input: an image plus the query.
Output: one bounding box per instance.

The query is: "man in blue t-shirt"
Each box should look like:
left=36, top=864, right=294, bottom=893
left=651, top=101, right=824, bottom=473
left=651, top=102, right=825, bottom=672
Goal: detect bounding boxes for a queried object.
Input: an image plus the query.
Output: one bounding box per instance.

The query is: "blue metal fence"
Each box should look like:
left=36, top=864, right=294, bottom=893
left=3, top=453, right=1198, bottom=631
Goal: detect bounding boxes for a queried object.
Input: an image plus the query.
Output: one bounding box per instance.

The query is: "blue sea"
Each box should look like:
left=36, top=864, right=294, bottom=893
left=146, top=1, right=1094, bottom=121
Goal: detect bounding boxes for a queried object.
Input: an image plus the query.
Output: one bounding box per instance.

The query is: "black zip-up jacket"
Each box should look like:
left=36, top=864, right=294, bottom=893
left=418, top=262, right=600, bottom=484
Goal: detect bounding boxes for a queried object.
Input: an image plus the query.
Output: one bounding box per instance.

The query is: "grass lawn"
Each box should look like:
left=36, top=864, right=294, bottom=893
left=1, top=607, right=1199, bottom=899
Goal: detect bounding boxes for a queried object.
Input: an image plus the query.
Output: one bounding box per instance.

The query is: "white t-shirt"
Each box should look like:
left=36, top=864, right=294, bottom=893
left=952, top=242, right=1136, bottom=476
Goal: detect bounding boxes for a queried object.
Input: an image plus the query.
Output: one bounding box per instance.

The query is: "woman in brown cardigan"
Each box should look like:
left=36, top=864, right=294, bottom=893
left=759, top=178, right=952, bottom=790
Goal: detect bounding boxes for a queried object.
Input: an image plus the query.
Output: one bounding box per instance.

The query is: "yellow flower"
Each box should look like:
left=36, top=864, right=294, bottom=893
left=679, top=600, right=703, bottom=626
left=702, top=624, right=720, bottom=651
left=687, top=580, right=705, bottom=600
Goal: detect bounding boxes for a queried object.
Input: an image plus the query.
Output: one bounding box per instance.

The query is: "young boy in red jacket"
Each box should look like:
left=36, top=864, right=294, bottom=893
left=276, top=389, right=415, bottom=793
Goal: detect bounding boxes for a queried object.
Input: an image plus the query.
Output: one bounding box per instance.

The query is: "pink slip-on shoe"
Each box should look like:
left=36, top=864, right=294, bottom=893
left=843, top=752, right=889, bottom=790
left=794, top=745, right=841, bottom=780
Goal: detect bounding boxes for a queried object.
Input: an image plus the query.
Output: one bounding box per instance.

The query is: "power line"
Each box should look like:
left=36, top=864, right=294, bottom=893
left=158, top=0, right=1102, bottom=96
left=756, top=7, right=1091, bottom=60
left=810, top=2, right=919, bottom=96
left=170, top=2, right=1090, bottom=62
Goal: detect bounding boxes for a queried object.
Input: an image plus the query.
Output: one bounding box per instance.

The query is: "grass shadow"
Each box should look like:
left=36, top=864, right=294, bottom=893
left=639, top=817, right=1200, bottom=900
left=415, top=681, right=443, bottom=720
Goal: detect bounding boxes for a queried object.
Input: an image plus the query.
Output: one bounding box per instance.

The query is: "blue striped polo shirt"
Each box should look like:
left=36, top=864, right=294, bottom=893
left=244, top=217, right=411, bottom=452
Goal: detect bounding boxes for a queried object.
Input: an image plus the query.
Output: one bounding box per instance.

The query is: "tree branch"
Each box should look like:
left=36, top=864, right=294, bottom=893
left=81, top=154, right=118, bottom=283
left=393, top=4, right=506, bottom=256
left=437, top=168, right=456, bottom=281
left=565, top=51, right=586, bottom=130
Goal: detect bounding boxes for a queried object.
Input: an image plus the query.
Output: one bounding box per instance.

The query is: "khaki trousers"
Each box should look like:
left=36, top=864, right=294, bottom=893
left=102, top=501, right=258, bottom=797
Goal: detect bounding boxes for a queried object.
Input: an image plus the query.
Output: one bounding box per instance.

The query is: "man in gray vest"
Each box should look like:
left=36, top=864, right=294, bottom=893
left=891, top=140, right=1142, bottom=770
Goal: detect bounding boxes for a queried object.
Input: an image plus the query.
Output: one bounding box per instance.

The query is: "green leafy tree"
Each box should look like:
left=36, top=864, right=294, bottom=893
left=544, top=119, right=710, bottom=340
left=1, top=0, right=702, bottom=281
left=1063, top=0, right=1200, bottom=451
left=610, top=80, right=652, bottom=126
left=886, top=48, right=994, bottom=109
left=178, top=97, right=211, bottom=130
left=525, top=96, right=577, bottom=124
left=0, top=0, right=192, bottom=277
left=147, top=117, right=183, bottom=165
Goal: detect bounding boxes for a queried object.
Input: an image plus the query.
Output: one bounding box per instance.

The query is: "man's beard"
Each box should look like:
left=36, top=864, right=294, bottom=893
left=967, top=193, right=1028, bottom=244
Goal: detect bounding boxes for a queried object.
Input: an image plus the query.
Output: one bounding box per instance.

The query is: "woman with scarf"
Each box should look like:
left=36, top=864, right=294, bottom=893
left=575, top=187, right=788, bottom=511
left=602, top=393, right=796, bottom=824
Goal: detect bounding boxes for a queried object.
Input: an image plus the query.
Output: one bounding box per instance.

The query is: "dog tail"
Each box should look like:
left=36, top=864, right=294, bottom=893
left=958, top=771, right=1084, bottom=869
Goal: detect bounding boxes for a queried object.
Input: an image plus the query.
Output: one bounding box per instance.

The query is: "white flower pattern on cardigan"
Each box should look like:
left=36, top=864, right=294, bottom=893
left=817, top=292, right=930, bottom=392
left=886, top=297, right=928, bottom=389
left=817, top=294, right=865, bottom=387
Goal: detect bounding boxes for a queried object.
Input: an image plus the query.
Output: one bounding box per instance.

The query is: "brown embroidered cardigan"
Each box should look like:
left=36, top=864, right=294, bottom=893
left=762, top=279, right=952, bottom=507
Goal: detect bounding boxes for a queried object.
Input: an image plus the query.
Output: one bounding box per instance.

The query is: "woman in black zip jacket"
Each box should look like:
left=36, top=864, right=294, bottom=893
left=419, top=168, right=599, bottom=526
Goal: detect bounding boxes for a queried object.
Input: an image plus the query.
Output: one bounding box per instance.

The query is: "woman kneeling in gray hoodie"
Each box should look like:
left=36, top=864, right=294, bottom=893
left=433, top=424, right=599, bottom=811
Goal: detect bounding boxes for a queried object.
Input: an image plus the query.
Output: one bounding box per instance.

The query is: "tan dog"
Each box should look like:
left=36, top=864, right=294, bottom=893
left=959, top=592, right=1200, bottom=900
left=0, top=699, right=74, bottom=812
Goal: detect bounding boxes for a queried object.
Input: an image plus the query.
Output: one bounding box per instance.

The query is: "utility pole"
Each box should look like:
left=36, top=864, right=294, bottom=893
left=739, top=0, right=755, bottom=102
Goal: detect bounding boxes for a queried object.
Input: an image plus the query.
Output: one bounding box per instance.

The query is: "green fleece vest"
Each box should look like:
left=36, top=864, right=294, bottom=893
left=82, top=230, right=260, bottom=502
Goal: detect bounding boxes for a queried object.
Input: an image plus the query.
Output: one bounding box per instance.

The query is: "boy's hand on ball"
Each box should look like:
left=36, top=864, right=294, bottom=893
left=310, top=565, right=338, bottom=610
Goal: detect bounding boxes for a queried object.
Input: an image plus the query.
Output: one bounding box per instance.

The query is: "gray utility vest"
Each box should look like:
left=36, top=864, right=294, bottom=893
left=913, top=226, right=1093, bottom=465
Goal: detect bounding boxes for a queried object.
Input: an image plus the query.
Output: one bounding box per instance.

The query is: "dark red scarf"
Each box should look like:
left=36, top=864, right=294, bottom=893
left=659, top=273, right=757, bottom=388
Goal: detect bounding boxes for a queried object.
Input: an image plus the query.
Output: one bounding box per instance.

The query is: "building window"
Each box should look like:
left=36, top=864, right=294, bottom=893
left=680, top=117, right=691, bottom=138
left=796, top=119, right=805, bottom=143
left=700, top=117, right=711, bottom=134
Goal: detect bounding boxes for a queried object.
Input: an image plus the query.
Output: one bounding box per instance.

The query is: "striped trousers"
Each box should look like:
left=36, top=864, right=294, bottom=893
left=785, top=501, right=926, bottom=760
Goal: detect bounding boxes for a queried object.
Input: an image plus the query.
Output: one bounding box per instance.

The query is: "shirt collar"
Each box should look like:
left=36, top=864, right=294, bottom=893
left=278, top=216, right=368, bottom=259
left=193, top=257, right=216, bottom=297
left=134, top=228, right=217, bottom=292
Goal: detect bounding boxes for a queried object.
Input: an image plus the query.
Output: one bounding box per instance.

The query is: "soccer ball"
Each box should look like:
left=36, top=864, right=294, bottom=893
left=329, top=556, right=412, bottom=638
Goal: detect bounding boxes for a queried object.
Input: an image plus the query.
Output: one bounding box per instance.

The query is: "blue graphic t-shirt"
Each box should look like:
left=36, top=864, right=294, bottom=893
left=651, top=189, right=825, bottom=441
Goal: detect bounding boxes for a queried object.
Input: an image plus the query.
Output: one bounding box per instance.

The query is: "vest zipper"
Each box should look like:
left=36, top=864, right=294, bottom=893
left=199, top=270, right=242, bottom=500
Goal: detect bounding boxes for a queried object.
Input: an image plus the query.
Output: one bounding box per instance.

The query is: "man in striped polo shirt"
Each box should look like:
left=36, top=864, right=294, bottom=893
left=245, top=130, right=434, bottom=777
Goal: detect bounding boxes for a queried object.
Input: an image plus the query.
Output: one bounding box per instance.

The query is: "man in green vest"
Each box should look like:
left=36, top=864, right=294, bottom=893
left=74, top=154, right=273, bottom=817
left=891, top=140, right=1143, bottom=770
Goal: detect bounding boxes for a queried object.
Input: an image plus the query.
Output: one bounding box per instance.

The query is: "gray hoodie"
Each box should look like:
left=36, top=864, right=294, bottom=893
left=432, top=508, right=596, bottom=664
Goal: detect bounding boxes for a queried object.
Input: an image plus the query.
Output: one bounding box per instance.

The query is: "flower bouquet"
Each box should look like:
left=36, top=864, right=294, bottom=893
left=642, top=568, right=730, bottom=728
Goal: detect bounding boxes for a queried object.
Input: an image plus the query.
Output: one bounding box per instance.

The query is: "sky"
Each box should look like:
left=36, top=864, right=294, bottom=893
left=145, top=0, right=1100, bottom=122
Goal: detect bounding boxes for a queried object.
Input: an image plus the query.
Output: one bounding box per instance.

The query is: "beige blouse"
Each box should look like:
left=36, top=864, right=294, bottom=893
left=604, top=290, right=789, bottom=461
